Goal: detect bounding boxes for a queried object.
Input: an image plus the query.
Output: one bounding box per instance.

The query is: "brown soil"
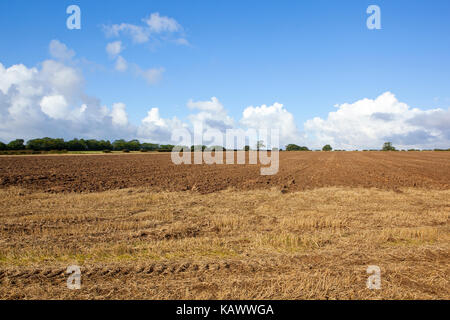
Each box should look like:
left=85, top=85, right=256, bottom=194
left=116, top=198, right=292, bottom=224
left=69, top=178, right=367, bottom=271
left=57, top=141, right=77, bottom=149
left=0, top=152, right=449, bottom=193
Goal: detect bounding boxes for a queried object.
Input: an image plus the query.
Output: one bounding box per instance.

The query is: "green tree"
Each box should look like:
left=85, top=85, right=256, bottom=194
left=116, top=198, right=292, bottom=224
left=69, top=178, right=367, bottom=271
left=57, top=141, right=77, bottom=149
left=85, top=139, right=100, bottom=151
left=382, top=142, right=396, bottom=151
left=112, top=139, right=127, bottom=151
left=141, top=143, right=160, bottom=151
left=322, top=144, right=332, bottom=151
left=66, top=139, right=88, bottom=151
left=286, top=144, right=309, bottom=151
left=26, top=138, right=65, bottom=151
left=0, top=142, right=6, bottom=151
left=159, top=144, right=175, bottom=152
left=127, top=139, right=141, bottom=151
left=7, top=139, right=25, bottom=150
left=99, top=140, right=113, bottom=151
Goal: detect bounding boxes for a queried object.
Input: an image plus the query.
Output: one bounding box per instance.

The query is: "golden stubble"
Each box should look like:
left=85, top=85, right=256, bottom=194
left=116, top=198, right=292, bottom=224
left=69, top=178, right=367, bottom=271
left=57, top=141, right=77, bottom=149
left=0, top=186, right=448, bottom=299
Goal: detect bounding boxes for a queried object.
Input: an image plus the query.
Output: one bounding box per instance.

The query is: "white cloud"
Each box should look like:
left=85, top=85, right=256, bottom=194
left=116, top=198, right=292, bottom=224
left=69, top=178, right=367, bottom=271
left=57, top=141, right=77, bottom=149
left=40, top=95, right=69, bottom=120
left=0, top=59, right=83, bottom=123
left=49, top=40, right=75, bottom=61
left=304, top=92, right=450, bottom=150
left=137, top=107, right=186, bottom=143
left=110, top=102, right=129, bottom=127
left=0, top=44, right=177, bottom=143
left=187, top=97, right=234, bottom=132
left=39, top=60, right=83, bottom=100
left=106, top=41, right=128, bottom=73
left=115, top=56, right=128, bottom=72
left=240, top=102, right=300, bottom=147
left=103, top=12, right=185, bottom=45
left=144, top=12, right=181, bottom=33
left=106, top=41, right=123, bottom=57
left=103, top=13, right=186, bottom=85
left=187, top=96, right=224, bottom=112
left=0, top=63, right=38, bottom=96
left=104, top=23, right=149, bottom=44
left=0, top=44, right=135, bottom=142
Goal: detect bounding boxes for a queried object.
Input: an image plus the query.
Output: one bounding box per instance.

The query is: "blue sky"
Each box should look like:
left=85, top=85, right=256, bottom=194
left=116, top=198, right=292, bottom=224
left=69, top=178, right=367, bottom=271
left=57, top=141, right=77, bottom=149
left=0, top=0, right=449, bottom=149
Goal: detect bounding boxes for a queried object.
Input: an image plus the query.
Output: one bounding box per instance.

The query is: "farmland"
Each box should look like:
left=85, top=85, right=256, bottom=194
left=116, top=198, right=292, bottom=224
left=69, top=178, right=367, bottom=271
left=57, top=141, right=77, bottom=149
left=0, top=152, right=449, bottom=299
left=1, top=151, right=449, bottom=193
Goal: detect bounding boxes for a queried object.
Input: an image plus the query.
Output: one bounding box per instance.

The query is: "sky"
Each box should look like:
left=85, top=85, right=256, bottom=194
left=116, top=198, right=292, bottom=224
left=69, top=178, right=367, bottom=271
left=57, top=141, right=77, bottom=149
left=0, top=0, right=449, bottom=149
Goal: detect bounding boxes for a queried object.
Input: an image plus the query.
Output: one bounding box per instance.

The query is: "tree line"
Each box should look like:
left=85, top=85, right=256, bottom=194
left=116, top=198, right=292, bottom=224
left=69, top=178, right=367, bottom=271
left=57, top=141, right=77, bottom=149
left=0, top=138, right=448, bottom=153
left=0, top=138, right=176, bottom=152
left=0, top=138, right=256, bottom=152
left=0, top=138, right=310, bottom=152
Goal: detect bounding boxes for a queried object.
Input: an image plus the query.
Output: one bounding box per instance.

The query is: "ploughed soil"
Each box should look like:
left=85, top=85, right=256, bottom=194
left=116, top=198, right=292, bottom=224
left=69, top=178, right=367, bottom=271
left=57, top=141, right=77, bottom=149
left=0, top=151, right=449, bottom=194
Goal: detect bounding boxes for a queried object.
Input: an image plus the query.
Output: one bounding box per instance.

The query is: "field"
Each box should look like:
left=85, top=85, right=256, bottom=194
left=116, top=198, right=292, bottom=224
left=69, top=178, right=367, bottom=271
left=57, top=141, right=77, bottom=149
left=0, top=152, right=449, bottom=299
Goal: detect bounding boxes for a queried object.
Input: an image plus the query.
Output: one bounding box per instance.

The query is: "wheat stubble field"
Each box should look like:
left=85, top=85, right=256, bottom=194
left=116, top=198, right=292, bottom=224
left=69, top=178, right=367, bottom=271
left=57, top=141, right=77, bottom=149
left=0, top=152, right=449, bottom=299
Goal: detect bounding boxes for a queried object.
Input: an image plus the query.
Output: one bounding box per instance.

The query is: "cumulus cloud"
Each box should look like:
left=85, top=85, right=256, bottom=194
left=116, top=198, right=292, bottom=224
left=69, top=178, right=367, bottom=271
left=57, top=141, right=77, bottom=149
left=188, top=96, right=224, bottom=113
left=0, top=59, right=83, bottom=123
left=304, top=92, right=450, bottom=150
left=240, top=102, right=300, bottom=147
left=39, top=60, right=83, bottom=100
left=187, top=97, right=234, bottom=132
left=110, top=102, right=129, bottom=127
left=0, top=62, right=38, bottom=97
left=0, top=41, right=182, bottom=143
left=137, top=108, right=186, bottom=143
left=408, top=109, right=450, bottom=134
left=49, top=40, right=75, bottom=61
left=0, top=42, right=136, bottom=142
left=40, top=95, right=69, bottom=120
